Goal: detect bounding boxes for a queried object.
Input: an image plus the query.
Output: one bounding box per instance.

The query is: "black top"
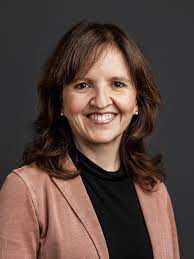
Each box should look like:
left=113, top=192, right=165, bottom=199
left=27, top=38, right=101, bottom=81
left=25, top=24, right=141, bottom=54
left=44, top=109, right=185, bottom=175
left=68, top=146, right=153, bottom=259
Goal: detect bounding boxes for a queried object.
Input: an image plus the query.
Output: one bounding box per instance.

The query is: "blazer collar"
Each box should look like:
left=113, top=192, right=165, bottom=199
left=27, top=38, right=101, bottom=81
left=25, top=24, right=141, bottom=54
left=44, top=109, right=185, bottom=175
left=51, top=154, right=166, bottom=259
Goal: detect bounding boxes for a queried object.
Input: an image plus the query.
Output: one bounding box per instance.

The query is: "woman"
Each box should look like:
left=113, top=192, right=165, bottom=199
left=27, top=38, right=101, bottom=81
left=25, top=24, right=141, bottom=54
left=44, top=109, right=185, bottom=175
left=0, top=20, right=180, bottom=258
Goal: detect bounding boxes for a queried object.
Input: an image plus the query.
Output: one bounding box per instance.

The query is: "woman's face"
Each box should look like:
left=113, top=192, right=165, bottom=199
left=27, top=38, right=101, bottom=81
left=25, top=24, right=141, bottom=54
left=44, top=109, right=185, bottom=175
left=61, top=46, right=138, bottom=148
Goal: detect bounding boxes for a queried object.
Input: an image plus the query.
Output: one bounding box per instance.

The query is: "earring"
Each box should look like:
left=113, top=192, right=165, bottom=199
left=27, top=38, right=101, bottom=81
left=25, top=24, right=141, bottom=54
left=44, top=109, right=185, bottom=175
left=135, top=110, right=138, bottom=115
left=60, top=112, right=63, bottom=116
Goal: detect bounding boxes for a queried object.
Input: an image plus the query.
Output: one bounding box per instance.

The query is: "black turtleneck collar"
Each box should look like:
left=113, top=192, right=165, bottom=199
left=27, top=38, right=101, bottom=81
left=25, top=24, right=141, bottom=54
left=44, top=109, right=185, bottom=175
left=68, top=145, right=127, bottom=181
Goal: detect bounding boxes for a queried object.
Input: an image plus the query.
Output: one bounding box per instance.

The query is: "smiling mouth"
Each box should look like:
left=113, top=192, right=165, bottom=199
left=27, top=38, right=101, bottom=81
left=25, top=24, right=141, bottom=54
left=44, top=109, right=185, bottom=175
left=85, top=113, right=118, bottom=125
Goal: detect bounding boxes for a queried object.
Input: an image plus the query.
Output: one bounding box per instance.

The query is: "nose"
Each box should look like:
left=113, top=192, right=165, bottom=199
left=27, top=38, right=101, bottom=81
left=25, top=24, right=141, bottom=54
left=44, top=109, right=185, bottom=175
left=89, top=85, right=113, bottom=108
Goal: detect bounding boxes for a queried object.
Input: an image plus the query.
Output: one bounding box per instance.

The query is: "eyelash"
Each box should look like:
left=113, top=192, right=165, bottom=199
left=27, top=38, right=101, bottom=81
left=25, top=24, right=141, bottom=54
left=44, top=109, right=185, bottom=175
left=74, top=81, right=126, bottom=90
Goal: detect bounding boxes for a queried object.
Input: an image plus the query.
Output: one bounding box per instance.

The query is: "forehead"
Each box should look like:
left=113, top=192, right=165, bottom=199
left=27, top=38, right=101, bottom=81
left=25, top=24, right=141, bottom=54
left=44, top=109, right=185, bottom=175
left=74, top=45, right=131, bottom=81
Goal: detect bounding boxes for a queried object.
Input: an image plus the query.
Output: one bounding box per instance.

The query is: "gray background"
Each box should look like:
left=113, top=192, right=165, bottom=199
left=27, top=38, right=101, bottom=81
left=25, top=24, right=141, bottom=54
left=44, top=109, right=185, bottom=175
left=0, top=1, right=193, bottom=258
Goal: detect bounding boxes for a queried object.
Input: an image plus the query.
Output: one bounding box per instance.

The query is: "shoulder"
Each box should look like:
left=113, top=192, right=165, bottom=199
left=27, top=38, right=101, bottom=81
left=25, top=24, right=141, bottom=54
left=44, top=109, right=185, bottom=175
left=3, top=164, right=52, bottom=193
left=1, top=165, right=51, bottom=206
left=154, top=180, right=169, bottom=196
left=152, top=180, right=173, bottom=210
left=138, top=178, right=169, bottom=198
left=11, top=164, right=49, bottom=182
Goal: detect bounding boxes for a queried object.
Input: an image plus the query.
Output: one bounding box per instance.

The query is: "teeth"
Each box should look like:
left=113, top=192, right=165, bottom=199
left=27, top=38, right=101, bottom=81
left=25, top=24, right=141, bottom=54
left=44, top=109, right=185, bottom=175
left=88, top=113, right=115, bottom=122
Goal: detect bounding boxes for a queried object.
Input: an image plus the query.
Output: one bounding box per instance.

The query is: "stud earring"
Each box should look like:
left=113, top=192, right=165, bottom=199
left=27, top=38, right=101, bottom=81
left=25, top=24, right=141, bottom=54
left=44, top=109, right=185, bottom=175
left=60, top=112, right=63, bottom=116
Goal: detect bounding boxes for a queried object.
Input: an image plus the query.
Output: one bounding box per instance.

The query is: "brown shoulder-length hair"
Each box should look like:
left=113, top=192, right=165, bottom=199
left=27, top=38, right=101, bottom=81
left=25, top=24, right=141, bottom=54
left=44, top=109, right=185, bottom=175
left=21, top=20, right=166, bottom=193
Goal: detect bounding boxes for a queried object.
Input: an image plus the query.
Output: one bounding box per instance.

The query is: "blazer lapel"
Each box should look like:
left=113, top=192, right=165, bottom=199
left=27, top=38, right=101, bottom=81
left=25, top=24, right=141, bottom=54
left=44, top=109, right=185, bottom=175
left=134, top=183, right=166, bottom=259
left=51, top=154, right=109, bottom=259
left=52, top=154, right=166, bottom=259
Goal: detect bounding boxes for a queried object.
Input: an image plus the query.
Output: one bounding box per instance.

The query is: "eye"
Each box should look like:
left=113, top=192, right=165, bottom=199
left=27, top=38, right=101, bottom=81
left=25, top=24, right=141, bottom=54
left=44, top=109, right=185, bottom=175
left=113, top=81, right=126, bottom=88
left=74, top=82, right=90, bottom=90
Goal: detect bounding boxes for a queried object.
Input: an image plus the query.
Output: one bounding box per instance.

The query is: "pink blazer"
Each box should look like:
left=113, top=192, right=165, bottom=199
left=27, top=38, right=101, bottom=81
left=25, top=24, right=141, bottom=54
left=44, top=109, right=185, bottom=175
left=0, top=154, right=180, bottom=259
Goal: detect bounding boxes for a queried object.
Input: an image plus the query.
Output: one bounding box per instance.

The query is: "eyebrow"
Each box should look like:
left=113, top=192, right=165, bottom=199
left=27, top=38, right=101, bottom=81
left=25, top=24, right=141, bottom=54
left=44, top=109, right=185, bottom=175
left=73, top=76, right=131, bottom=83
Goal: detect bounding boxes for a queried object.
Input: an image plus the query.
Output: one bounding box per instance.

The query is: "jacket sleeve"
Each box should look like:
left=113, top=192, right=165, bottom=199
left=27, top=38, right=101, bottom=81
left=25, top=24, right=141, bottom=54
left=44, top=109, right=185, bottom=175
left=0, top=171, right=40, bottom=259
left=162, top=183, right=180, bottom=259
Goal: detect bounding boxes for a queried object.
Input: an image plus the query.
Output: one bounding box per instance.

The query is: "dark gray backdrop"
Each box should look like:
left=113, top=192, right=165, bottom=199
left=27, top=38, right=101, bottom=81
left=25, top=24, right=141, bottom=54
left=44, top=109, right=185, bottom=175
left=0, top=1, right=193, bottom=258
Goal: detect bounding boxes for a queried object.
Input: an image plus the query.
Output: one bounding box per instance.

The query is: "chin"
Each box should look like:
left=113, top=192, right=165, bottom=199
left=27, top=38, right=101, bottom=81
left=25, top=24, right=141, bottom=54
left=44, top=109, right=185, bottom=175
left=87, top=134, right=121, bottom=145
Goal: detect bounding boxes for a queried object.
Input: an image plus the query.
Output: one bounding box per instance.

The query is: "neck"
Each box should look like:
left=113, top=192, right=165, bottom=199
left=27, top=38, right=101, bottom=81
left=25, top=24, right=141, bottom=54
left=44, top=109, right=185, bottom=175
left=73, top=137, right=122, bottom=172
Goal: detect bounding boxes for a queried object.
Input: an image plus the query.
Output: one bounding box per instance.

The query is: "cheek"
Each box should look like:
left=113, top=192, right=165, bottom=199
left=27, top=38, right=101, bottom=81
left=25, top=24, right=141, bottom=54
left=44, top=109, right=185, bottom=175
left=63, top=94, right=87, bottom=115
left=115, top=93, right=137, bottom=113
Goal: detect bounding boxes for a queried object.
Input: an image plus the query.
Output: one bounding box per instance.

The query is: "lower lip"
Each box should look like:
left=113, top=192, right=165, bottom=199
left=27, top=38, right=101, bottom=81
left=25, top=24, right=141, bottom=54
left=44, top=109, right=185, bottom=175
left=85, top=114, right=118, bottom=125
